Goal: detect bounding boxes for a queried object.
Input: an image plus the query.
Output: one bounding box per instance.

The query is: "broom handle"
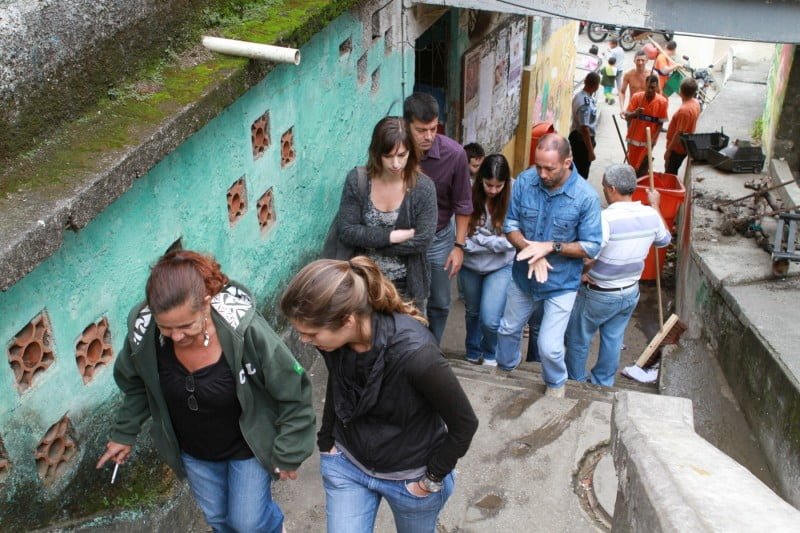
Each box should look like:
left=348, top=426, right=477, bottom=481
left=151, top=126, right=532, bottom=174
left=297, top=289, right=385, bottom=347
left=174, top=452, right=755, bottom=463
left=646, top=128, right=664, bottom=328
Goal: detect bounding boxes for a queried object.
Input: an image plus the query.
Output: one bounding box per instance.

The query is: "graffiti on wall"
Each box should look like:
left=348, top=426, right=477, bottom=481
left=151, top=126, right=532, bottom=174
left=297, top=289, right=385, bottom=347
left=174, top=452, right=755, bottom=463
left=529, top=20, right=577, bottom=136
left=762, top=44, right=795, bottom=161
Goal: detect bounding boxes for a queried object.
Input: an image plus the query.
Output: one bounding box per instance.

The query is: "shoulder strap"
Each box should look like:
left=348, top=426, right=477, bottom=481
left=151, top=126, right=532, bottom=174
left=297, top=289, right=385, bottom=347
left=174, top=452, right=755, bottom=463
left=356, top=166, right=368, bottom=196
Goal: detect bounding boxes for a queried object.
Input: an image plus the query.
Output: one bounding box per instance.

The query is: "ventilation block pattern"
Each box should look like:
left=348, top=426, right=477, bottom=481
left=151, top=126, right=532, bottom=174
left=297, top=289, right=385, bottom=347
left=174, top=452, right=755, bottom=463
left=251, top=112, right=271, bottom=159
left=7, top=312, right=55, bottom=393
left=227, top=177, right=248, bottom=226
left=280, top=129, right=295, bottom=167
left=0, top=436, right=9, bottom=482
left=75, top=317, right=113, bottom=384
left=257, top=188, right=276, bottom=232
left=35, top=415, right=77, bottom=485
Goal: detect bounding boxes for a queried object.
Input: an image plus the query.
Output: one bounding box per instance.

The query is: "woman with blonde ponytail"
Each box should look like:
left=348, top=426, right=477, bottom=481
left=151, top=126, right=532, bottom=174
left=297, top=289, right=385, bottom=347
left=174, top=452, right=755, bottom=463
left=281, top=256, right=478, bottom=533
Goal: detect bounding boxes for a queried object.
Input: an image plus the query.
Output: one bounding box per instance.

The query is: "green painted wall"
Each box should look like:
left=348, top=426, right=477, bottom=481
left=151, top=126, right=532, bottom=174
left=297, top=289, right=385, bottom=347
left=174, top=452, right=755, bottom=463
left=0, top=6, right=411, bottom=526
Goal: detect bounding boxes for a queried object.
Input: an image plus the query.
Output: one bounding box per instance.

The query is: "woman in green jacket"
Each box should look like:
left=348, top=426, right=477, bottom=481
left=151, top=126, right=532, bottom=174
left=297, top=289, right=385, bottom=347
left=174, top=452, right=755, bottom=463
left=97, top=249, right=315, bottom=533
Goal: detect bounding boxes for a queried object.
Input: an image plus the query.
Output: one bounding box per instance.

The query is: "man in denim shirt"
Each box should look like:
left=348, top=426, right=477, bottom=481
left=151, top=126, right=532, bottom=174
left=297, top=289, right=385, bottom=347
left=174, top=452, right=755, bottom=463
left=496, top=134, right=602, bottom=397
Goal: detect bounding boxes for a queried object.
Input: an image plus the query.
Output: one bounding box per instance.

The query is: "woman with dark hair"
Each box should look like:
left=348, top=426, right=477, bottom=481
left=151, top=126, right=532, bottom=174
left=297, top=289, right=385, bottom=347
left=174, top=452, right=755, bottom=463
left=97, top=249, right=315, bottom=533
left=280, top=256, right=478, bottom=533
left=335, top=116, right=437, bottom=310
left=457, top=154, right=515, bottom=366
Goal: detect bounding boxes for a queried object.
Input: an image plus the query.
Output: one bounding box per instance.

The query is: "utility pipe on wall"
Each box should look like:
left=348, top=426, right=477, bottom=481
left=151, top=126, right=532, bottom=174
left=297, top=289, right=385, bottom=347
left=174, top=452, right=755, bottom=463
left=201, top=36, right=301, bottom=65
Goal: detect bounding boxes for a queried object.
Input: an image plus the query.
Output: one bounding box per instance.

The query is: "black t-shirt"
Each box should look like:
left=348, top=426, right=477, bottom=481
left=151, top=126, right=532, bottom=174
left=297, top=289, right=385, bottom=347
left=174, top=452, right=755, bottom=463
left=156, top=338, right=253, bottom=461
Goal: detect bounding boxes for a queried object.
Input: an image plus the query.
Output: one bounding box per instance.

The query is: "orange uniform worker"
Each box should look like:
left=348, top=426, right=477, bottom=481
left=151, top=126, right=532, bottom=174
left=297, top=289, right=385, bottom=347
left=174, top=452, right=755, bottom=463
left=654, top=41, right=679, bottom=91
left=664, top=78, right=701, bottom=174
left=623, top=75, right=669, bottom=175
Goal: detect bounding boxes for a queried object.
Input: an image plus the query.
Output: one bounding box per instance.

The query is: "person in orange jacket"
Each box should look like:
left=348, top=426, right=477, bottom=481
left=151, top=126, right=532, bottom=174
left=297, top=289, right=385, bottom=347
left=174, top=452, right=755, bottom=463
left=623, top=75, right=669, bottom=176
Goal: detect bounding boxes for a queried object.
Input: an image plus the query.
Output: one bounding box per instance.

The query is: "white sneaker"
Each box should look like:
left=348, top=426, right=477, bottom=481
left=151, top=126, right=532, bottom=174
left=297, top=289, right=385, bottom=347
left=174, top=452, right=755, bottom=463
left=482, top=359, right=498, bottom=367
left=545, top=385, right=565, bottom=398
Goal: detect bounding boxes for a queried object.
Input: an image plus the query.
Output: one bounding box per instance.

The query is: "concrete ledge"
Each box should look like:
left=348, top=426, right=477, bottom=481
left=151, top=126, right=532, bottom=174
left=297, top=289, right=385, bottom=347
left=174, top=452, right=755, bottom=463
left=611, top=391, right=800, bottom=532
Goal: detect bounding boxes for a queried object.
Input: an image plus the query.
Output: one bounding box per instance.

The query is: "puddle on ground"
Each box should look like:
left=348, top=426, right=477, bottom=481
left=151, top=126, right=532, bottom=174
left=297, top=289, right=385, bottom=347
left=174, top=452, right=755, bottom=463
left=504, top=400, right=592, bottom=458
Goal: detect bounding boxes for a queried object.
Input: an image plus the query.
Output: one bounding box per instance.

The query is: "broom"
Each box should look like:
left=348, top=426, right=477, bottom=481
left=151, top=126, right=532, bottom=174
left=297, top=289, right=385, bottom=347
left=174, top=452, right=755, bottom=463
left=622, top=128, right=686, bottom=383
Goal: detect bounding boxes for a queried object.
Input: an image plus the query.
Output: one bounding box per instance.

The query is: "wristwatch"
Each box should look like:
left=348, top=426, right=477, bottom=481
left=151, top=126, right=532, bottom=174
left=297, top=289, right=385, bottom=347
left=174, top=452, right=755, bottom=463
left=419, top=473, right=444, bottom=493
left=552, top=241, right=563, bottom=254
left=454, top=242, right=466, bottom=250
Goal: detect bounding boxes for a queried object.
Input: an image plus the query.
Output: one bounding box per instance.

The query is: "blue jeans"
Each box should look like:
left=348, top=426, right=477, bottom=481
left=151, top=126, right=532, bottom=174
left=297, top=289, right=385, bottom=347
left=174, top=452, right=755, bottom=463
left=320, top=450, right=454, bottom=533
left=182, top=452, right=283, bottom=533
left=426, top=223, right=455, bottom=344
left=495, top=280, right=577, bottom=387
left=526, top=306, right=544, bottom=362
left=565, top=283, right=640, bottom=386
left=458, top=263, right=512, bottom=362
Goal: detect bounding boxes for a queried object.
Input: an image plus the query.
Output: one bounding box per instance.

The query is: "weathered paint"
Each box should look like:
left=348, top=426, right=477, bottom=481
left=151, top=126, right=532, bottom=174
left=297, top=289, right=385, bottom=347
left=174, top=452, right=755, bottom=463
left=530, top=19, right=576, bottom=136
left=761, top=44, right=797, bottom=163
left=0, top=3, right=412, bottom=525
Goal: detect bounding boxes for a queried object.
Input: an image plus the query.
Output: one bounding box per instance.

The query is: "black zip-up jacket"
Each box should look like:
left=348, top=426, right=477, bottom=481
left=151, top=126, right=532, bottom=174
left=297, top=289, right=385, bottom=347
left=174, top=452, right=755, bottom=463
left=317, top=312, right=478, bottom=479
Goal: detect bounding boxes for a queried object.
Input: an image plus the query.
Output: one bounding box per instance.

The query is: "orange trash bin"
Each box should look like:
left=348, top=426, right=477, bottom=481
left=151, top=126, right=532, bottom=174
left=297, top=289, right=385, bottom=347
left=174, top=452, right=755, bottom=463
left=632, top=173, right=686, bottom=280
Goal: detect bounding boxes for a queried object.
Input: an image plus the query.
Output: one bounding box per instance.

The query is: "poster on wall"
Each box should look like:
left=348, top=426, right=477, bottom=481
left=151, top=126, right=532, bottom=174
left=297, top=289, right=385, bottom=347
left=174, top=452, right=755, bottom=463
left=464, top=46, right=481, bottom=115
left=494, top=28, right=509, bottom=100
left=508, top=24, right=524, bottom=96
left=460, top=16, right=528, bottom=151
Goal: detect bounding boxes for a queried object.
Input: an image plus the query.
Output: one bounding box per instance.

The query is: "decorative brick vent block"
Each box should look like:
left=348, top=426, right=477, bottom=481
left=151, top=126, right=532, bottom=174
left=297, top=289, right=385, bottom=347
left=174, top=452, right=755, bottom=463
left=7, top=312, right=55, bottom=393
left=384, top=27, right=392, bottom=54
left=339, top=36, right=352, bottom=56
left=227, top=177, right=248, bottom=226
left=371, top=11, right=381, bottom=40
left=257, top=188, right=276, bottom=232
left=357, top=52, right=368, bottom=85
left=35, top=415, right=77, bottom=485
left=280, top=129, right=296, bottom=167
left=0, top=436, right=10, bottom=482
left=371, top=67, right=380, bottom=94
left=75, top=317, right=113, bottom=384
left=251, top=112, right=271, bottom=159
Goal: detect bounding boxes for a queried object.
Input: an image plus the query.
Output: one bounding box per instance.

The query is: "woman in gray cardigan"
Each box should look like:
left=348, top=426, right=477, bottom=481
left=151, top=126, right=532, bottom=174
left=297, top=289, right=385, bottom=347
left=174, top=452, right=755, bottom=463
left=336, top=116, right=437, bottom=311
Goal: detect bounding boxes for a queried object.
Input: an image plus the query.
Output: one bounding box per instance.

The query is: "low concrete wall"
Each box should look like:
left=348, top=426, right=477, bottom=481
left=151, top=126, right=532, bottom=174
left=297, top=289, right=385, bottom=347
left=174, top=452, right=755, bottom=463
left=611, top=391, right=800, bottom=532
left=674, top=64, right=800, bottom=508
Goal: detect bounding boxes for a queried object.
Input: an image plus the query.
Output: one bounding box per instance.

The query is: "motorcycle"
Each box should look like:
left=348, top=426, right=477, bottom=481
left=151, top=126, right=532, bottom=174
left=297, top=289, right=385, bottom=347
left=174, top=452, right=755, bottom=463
left=681, top=55, right=718, bottom=110
left=587, top=23, right=674, bottom=51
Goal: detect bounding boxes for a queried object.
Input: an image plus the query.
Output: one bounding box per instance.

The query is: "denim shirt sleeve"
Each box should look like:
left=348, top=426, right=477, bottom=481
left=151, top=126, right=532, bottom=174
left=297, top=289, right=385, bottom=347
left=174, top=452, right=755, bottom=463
left=503, top=174, right=524, bottom=235
left=576, top=191, right=602, bottom=258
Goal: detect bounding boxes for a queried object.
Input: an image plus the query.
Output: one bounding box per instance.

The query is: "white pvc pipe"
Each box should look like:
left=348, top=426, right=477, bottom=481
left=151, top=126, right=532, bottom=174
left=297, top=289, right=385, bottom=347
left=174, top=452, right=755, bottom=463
left=201, top=36, right=301, bottom=65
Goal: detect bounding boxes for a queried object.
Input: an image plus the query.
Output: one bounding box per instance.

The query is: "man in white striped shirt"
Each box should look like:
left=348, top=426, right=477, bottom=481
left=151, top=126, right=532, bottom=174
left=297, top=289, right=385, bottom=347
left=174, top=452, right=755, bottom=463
left=565, top=164, right=671, bottom=386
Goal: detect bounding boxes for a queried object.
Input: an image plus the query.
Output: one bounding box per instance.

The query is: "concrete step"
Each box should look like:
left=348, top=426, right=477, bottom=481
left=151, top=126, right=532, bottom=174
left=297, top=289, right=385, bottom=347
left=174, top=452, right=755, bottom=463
left=445, top=354, right=659, bottom=403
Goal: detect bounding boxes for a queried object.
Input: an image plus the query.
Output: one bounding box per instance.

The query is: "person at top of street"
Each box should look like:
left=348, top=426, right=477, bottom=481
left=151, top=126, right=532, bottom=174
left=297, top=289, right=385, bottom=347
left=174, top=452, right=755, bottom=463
left=606, top=37, right=625, bottom=93
left=619, top=50, right=649, bottom=115
left=664, top=78, right=702, bottom=175
left=623, top=74, right=669, bottom=176
left=569, top=72, right=600, bottom=180
left=654, top=40, right=680, bottom=91
left=403, top=93, right=472, bottom=345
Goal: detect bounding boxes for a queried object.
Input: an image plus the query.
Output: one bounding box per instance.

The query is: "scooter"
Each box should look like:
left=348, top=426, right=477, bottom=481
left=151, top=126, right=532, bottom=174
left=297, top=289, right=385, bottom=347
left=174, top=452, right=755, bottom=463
left=587, top=23, right=673, bottom=51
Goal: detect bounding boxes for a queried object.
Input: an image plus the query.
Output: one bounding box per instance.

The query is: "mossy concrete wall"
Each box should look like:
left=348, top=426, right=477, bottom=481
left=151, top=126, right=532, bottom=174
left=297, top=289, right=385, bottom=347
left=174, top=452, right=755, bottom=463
left=0, top=0, right=412, bottom=527
left=0, top=0, right=217, bottom=159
